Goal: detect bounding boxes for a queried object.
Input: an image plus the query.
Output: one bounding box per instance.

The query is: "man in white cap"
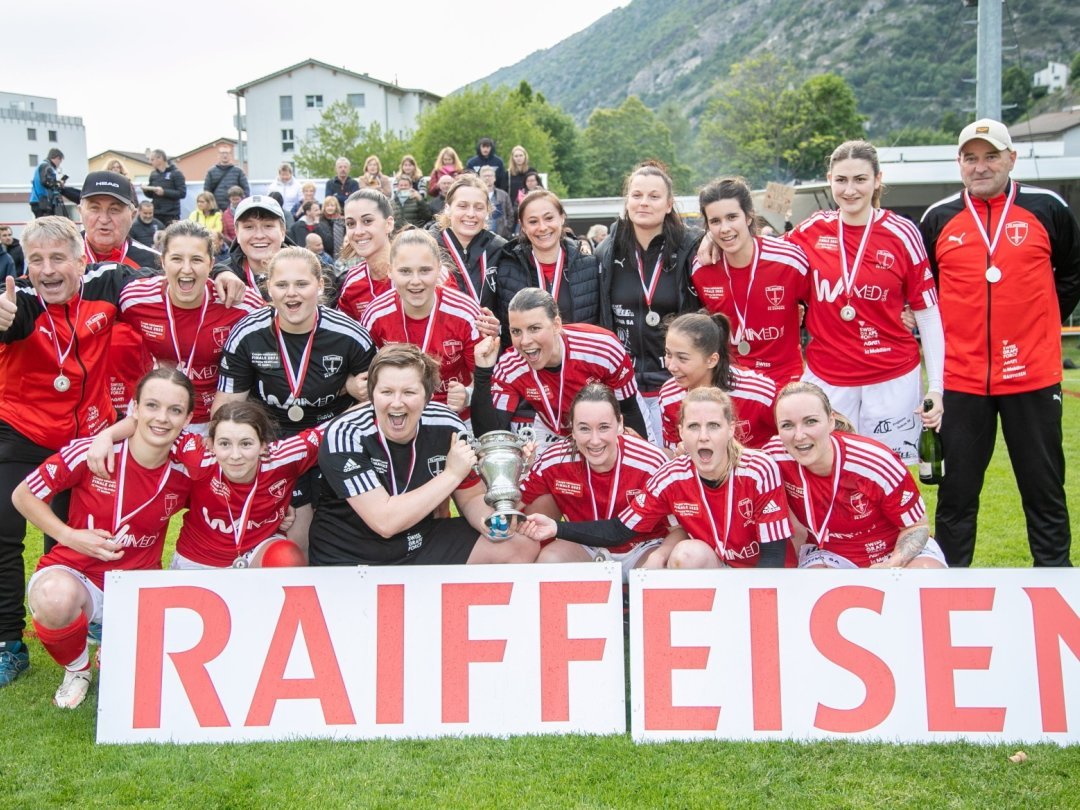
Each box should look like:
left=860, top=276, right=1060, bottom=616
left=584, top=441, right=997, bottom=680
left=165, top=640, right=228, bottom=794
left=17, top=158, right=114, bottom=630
left=919, top=118, right=1080, bottom=567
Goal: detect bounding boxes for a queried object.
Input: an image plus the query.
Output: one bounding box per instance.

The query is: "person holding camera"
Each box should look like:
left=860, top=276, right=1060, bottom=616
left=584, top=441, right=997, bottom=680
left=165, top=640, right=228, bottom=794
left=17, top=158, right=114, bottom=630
left=390, top=174, right=432, bottom=229
left=29, top=149, right=66, bottom=219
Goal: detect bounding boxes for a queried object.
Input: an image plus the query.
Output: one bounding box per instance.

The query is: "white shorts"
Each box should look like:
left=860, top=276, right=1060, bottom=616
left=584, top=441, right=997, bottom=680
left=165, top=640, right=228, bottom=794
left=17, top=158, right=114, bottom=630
left=170, top=537, right=280, bottom=570
left=584, top=538, right=663, bottom=582
left=801, top=365, right=922, bottom=463
left=798, top=537, right=948, bottom=569
left=27, top=564, right=105, bottom=624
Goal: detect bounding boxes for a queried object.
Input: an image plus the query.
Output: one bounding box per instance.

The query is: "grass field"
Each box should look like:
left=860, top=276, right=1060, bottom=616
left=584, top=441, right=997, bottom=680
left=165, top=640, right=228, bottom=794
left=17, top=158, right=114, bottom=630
left=4, top=341, right=1079, bottom=809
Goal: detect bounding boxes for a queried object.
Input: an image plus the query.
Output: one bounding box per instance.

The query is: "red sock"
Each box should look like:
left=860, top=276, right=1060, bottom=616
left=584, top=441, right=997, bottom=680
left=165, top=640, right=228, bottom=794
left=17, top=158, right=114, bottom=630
left=33, top=614, right=90, bottom=669
left=258, top=540, right=307, bottom=567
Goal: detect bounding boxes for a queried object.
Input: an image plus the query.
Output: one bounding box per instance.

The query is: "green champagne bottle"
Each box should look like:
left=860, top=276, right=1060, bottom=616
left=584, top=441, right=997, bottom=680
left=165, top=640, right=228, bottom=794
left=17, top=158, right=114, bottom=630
left=918, top=398, right=943, bottom=485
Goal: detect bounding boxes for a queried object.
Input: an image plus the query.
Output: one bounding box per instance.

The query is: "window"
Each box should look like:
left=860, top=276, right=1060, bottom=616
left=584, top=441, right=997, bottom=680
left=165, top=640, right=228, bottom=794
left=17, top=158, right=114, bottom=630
left=279, top=95, right=293, bottom=121
left=27, top=127, right=36, bottom=141
left=305, top=128, right=317, bottom=141
left=48, top=130, right=58, bottom=142
left=29, top=154, right=38, bottom=167
left=347, top=93, right=366, bottom=109
left=281, top=129, right=295, bottom=152
left=305, top=94, right=324, bottom=109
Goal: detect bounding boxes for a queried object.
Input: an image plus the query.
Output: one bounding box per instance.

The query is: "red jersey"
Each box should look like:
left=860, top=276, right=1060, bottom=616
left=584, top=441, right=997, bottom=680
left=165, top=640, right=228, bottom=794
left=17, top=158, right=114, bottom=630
left=360, top=286, right=481, bottom=412
left=620, top=450, right=791, bottom=567
left=657, top=366, right=777, bottom=450
left=762, top=432, right=926, bottom=567
left=789, top=208, right=938, bottom=386
left=172, top=428, right=322, bottom=566
left=520, top=434, right=671, bottom=553
left=690, top=236, right=811, bottom=383
left=119, top=279, right=265, bottom=422
left=337, top=260, right=393, bottom=322
left=490, top=323, right=639, bottom=436
left=27, top=437, right=192, bottom=589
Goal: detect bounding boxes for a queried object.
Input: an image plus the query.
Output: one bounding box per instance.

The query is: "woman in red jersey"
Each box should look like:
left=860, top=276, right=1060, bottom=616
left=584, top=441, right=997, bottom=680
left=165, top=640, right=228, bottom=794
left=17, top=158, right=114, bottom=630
left=690, top=177, right=811, bottom=386
left=520, top=384, right=670, bottom=578
left=336, top=189, right=396, bottom=322
left=763, top=381, right=947, bottom=569
left=13, top=368, right=195, bottom=709
left=522, top=387, right=792, bottom=569
left=361, top=229, right=483, bottom=417
left=659, top=311, right=777, bottom=453
left=118, top=221, right=265, bottom=430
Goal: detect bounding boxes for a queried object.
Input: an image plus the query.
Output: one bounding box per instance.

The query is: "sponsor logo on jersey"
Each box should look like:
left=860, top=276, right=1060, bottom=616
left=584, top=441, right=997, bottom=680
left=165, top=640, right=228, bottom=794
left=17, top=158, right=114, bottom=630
left=784, top=483, right=805, bottom=497
left=634, top=492, right=647, bottom=507
left=815, top=235, right=839, bottom=252
left=1002, top=341, right=1018, bottom=360
left=322, top=355, right=343, bottom=376
left=268, top=479, right=288, bottom=499
left=38, top=325, right=53, bottom=339
left=874, top=250, right=895, bottom=270
left=117, top=533, right=157, bottom=548
left=406, top=531, right=423, bottom=552
left=1005, top=221, right=1028, bottom=246
left=250, top=352, right=281, bottom=369
left=554, top=479, right=583, bottom=497
left=673, top=501, right=700, bottom=516
left=859, top=324, right=879, bottom=341
left=743, top=325, right=784, bottom=342
left=900, top=490, right=914, bottom=506
left=723, top=540, right=760, bottom=560
left=765, top=285, right=784, bottom=307
left=188, top=364, right=218, bottom=381
left=46, top=463, right=58, bottom=478
left=163, top=493, right=179, bottom=516
left=738, top=497, right=753, bottom=520
left=140, top=321, right=165, bottom=340
left=427, top=455, right=447, bottom=477
left=761, top=499, right=781, bottom=515
left=212, top=326, right=230, bottom=348
left=946, top=233, right=965, bottom=246
left=85, top=312, right=108, bottom=334
left=850, top=491, right=868, bottom=516
left=370, top=458, right=388, bottom=475
left=91, top=476, right=117, bottom=495
left=342, top=458, right=362, bottom=473
left=701, top=285, right=725, bottom=299
left=183, top=437, right=197, bottom=452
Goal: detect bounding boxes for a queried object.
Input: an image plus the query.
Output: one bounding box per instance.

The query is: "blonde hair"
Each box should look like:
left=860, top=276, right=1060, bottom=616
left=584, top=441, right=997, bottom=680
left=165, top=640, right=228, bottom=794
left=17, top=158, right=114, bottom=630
left=435, top=173, right=491, bottom=230
left=435, top=147, right=463, bottom=173
left=775, top=381, right=855, bottom=433
left=679, top=387, right=743, bottom=472
left=508, top=145, right=530, bottom=176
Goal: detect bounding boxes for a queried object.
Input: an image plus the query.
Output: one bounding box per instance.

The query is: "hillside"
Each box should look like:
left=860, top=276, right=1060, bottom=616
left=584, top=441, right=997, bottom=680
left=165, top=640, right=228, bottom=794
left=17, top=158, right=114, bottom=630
left=468, top=0, right=1080, bottom=136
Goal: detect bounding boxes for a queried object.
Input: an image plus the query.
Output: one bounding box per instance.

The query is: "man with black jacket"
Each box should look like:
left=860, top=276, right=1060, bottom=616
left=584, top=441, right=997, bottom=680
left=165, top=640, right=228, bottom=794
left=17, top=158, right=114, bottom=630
left=0, top=227, right=23, bottom=273
left=203, top=145, right=250, bottom=212
left=466, top=138, right=508, bottom=193
left=141, top=149, right=186, bottom=226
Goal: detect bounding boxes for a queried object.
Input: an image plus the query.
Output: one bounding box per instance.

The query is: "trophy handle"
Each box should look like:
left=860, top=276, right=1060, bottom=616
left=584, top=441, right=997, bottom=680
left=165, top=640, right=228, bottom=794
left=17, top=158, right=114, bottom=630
left=457, top=430, right=479, bottom=453
left=516, top=426, right=535, bottom=446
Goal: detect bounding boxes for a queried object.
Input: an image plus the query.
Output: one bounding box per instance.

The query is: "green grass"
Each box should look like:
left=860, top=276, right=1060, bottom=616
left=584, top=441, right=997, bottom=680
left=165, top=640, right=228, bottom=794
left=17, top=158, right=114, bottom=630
left=5, top=343, right=1079, bottom=808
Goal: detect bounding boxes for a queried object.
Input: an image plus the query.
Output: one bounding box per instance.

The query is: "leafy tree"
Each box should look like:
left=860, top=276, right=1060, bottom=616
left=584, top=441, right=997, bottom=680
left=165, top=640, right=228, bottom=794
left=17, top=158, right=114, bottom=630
left=579, top=96, right=686, bottom=197
left=526, top=95, right=586, bottom=197
left=785, top=74, right=866, bottom=179
left=294, top=101, right=410, bottom=178
left=1071, top=52, right=1080, bottom=85
left=879, top=126, right=953, bottom=147
left=658, top=100, right=701, bottom=190
left=1001, top=65, right=1032, bottom=124
left=940, top=111, right=966, bottom=139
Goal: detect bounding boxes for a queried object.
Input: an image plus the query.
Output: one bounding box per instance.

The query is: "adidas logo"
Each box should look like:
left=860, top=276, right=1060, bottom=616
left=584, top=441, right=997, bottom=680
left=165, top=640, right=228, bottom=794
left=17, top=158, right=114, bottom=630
left=46, top=463, right=58, bottom=478
left=900, top=491, right=914, bottom=506
left=342, top=458, right=361, bottom=473
left=184, top=438, right=197, bottom=452
left=761, top=500, right=781, bottom=515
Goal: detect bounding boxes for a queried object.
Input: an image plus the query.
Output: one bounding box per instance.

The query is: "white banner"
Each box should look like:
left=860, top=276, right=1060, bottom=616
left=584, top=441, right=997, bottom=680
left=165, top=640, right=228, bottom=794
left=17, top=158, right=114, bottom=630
left=98, top=563, right=625, bottom=743
left=629, top=569, right=1080, bottom=744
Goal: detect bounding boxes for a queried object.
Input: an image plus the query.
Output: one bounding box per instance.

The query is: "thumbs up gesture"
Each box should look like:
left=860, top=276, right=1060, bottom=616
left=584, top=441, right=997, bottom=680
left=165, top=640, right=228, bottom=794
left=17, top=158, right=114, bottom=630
left=0, top=276, right=17, bottom=332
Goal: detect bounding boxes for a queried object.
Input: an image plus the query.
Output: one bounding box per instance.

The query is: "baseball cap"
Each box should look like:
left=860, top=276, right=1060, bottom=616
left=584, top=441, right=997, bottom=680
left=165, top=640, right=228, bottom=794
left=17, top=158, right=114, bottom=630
left=234, top=195, right=285, bottom=222
left=958, top=119, right=1013, bottom=151
left=82, top=171, right=136, bottom=206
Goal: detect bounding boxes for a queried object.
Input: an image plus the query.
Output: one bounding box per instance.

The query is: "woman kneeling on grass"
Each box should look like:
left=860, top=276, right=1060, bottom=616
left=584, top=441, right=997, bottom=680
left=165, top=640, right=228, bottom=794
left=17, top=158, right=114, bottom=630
left=521, top=387, right=793, bottom=569
left=763, top=381, right=947, bottom=569
left=13, top=369, right=195, bottom=709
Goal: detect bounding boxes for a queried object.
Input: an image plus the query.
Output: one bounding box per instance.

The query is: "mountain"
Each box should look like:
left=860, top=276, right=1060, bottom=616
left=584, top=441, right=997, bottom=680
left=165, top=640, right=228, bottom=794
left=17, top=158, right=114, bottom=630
left=467, top=0, right=1080, bottom=136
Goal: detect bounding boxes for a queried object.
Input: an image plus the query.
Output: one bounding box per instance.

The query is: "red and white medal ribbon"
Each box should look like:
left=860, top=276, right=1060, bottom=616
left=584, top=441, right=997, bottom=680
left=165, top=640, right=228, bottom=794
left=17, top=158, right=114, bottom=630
left=84, top=240, right=128, bottom=266
left=36, top=283, right=83, bottom=379
left=694, top=464, right=735, bottom=560
left=636, top=249, right=664, bottom=311
left=836, top=213, right=874, bottom=306
left=529, top=333, right=567, bottom=433
left=963, top=181, right=1017, bottom=272
left=442, top=231, right=486, bottom=303
left=274, top=309, right=319, bottom=410
left=164, top=284, right=210, bottom=374
left=531, top=247, right=564, bottom=304
left=398, top=287, right=439, bottom=354
left=797, top=434, right=843, bottom=547
left=377, top=430, right=418, bottom=496
left=220, top=468, right=261, bottom=554
left=113, top=440, right=173, bottom=539
left=585, top=440, right=622, bottom=520
left=721, top=237, right=761, bottom=346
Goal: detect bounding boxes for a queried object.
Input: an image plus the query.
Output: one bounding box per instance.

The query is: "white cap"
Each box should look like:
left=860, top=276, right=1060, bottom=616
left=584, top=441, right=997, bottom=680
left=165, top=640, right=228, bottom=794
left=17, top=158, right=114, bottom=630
left=958, top=118, right=1013, bottom=151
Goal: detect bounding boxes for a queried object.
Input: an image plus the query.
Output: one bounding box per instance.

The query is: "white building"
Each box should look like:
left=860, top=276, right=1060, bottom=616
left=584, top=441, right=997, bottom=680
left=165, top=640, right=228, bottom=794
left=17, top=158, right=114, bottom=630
left=0, top=92, right=88, bottom=187
left=1033, top=61, right=1068, bottom=94
left=228, top=59, right=441, bottom=180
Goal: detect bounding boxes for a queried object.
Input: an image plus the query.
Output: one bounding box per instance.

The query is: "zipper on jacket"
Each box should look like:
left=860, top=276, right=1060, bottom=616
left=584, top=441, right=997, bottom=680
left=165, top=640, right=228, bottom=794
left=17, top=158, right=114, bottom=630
left=984, top=199, right=993, bottom=395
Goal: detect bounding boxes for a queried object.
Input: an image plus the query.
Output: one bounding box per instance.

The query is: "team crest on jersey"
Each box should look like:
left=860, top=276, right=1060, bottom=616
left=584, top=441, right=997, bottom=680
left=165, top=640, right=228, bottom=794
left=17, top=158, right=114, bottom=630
left=850, top=491, right=868, bottom=516
left=268, top=479, right=288, bottom=499
left=442, top=339, right=462, bottom=360
left=625, top=488, right=642, bottom=506
left=486, top=271, right=498, bottom=292
left=765, top=286, right=784, bottom=307
left=738, top=497, right=753, bottom=521
left=85, top=312, right=108, bottom=334
left=213, top=326, right=230, bottom=348
left=1006, top=221, right=1028, bottom=246
left=322, top=355, right=343, bottom=376
left=554, top=479, right=583, bottom=497
left=734, top=419, right=751, bottom=443
left=427, top=455, right=447, bottom=477
left=874, top=250, right=895, bottom=270
left=164, top=493, right=179, bottom=516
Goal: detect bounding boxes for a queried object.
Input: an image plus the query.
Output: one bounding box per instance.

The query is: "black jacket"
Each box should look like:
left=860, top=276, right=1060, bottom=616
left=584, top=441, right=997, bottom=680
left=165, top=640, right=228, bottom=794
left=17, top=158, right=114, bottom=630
left=466, top=145, right=508, bottom=193
left=203, top=164, right=250, bottom=211
left=129, top=218, right=164, bottom=252
left=148, top=163, right=187, bottom=220
left=2, top=238, right=23, bottom=272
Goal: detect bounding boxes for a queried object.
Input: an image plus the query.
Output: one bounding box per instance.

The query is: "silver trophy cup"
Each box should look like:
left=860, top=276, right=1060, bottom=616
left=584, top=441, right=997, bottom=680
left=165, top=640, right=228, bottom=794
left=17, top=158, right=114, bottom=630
left=459, top=428, right=534, bottom=541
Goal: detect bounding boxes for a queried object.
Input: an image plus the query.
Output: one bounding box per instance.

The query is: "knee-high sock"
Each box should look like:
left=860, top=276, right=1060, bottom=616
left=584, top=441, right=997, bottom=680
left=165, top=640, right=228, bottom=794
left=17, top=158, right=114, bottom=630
left=34, top=613, right=90, bottom=671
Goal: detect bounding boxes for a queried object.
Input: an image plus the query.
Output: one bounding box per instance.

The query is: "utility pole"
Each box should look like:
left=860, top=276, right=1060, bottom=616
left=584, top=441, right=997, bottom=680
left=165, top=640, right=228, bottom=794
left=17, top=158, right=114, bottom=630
left=974, top=0, right=1002, bottom=120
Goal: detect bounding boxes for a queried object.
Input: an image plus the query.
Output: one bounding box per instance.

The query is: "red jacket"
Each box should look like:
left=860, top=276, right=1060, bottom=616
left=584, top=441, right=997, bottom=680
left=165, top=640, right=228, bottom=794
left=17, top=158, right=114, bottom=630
left=920, top=180, right=1080, bottom=395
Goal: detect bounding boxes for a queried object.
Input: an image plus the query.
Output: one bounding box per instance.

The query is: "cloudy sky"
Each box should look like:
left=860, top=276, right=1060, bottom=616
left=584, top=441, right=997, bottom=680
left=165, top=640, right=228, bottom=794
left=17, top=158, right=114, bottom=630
left=3, top=1, right=626, bottom=157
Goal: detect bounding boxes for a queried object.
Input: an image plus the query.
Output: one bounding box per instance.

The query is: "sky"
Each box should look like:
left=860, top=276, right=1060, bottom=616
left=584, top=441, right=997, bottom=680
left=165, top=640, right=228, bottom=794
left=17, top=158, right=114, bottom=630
left=2, top=1, right=627, bottom=158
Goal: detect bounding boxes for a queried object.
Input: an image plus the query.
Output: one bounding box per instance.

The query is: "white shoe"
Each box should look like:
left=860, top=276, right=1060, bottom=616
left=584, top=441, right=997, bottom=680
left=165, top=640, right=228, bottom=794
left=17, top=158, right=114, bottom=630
left=54, top=668, right=92, bottom=709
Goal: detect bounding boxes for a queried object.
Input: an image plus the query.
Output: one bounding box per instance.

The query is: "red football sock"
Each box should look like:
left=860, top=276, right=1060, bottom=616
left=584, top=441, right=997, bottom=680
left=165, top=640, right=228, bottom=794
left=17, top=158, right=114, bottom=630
left=33, top=614, right=90, bottom=669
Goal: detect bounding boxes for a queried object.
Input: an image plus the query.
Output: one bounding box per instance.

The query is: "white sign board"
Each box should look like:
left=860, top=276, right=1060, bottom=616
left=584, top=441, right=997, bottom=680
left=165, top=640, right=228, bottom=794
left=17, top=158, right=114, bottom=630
left=98, top=564, right=625, bottom=743
left=629, top=569, right=1079, bottom=744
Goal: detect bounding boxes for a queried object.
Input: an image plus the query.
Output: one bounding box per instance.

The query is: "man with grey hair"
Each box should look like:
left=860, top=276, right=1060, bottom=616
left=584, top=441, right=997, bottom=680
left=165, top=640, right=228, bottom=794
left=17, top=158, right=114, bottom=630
left=325, top=157, right=359, bottom=207
left=141, top=149, right=187, bottom=226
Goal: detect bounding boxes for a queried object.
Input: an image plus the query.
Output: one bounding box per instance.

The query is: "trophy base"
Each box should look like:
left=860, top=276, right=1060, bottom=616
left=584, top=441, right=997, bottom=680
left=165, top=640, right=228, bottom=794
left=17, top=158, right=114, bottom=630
left=484, top=509, right=527, bottom=542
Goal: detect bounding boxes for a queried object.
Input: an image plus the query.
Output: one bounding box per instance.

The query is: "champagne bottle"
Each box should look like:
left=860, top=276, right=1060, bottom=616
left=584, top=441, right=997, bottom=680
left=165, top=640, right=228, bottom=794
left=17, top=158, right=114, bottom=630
left=918, top=398, right=943, bottom=485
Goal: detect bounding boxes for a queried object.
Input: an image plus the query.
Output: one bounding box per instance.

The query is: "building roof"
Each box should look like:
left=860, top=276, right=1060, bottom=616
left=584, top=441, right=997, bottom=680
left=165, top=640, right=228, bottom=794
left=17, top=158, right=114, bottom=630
left=89, top=149, right=153, bottom=165
left=1010, top=110, right=1080, bottom=140
left=228, top=58, right=441, bottom=101
left=175, top=136, right=237, bottom=161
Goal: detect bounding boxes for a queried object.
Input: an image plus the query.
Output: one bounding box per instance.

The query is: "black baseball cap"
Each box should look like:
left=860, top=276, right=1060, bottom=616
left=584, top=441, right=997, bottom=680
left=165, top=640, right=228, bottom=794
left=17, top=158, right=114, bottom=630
left=82, top=171, right=136, bottom=206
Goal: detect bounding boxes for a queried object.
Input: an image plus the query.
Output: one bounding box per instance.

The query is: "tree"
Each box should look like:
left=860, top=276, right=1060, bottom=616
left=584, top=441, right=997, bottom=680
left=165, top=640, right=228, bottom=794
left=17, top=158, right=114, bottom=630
left=879, top=126, right=954, bottom=147
left=658, top=100, right=701, bottom=191
left=1001, top=65, right=1032, bottom=124
left=294, top=101, right=410, bottom=177
left=785, top=74, right=866, bottom=180
left=579, top=96, right=686, bottom=197
left=1070, top=52, right=1080, bottom=85
left=525, top=91, right=587, bottom=196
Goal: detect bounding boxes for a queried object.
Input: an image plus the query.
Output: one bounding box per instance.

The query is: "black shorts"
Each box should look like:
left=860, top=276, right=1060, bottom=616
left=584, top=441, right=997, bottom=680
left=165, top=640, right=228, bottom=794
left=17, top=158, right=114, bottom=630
left=396, top=517, right=479, bottom=566
left=291, top=467, right=323, bottom=508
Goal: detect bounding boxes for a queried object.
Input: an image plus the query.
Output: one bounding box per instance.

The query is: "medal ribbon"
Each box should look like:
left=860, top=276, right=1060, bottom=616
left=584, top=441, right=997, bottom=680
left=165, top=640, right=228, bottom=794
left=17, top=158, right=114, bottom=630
left=398, top=286, right=439, bottom=354
left=220, top=468, right=261, bottom=554
left=796, top=434, right=843, bottom=547
left=274, top=309, right=319, bottom=408
left=35, top=282, right=83, bottom=378
left=836, top=213, right=874, bottom=305
left=528, top=333, right=567, bottom=433
left=164, top=282, right=210, bottom=374
left=635, top=248, right=664, bottom=310
left=84, top=240, right=128, bottom=266
left=442, top=231, right=486, bottom=303
left=963, top=181, right=1017, bottom=267
left=585, top=439, right=623, bottom=520
left=694, top=464, right=735, bottom=560
left=720, top=237, right=761, bottom=346
left=113, top=440, right=174, bottom=536
left=376, top=429, right=418, bottom=496
left=531, top=247, right=564, bottom=304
